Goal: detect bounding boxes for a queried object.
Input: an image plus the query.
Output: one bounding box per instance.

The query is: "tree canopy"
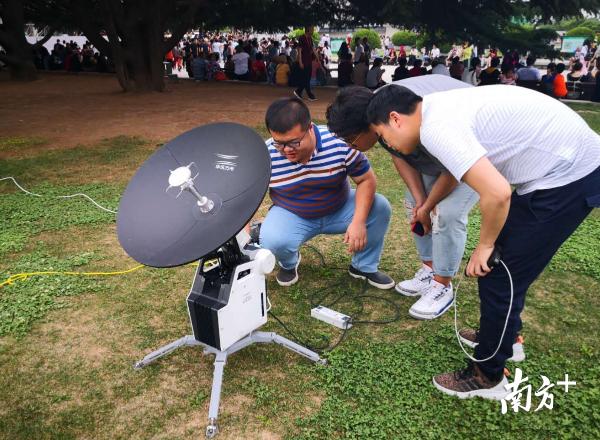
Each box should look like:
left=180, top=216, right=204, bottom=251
left=4, top=0, right=600, bottom=90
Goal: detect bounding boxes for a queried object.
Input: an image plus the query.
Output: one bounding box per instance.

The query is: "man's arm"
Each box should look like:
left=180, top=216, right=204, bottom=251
left=391, top=155, right=426, bottom=205
left=345, top=168, right=376, bottom=253
left=413, top=172, right=459, bottom=234
left=461, top=157, right=512, bottom=277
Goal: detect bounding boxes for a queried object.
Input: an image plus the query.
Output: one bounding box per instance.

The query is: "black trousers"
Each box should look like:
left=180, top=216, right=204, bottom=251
left=475, top=166, right=600, bottom=379
left=295, top=64, right=313, bottom=97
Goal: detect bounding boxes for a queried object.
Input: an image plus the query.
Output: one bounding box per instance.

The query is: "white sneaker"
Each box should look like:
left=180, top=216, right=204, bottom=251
left=395, top=265, right=433, bottom=297
left=409, top=280, right=454, bottom=320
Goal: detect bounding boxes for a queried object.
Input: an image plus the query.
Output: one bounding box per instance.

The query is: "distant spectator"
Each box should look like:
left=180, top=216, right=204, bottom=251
left=553, top=63, right=568, bottom=98
left=224, top=54, right=235, bottom=78
left=351, top=54, right=368, bottom=86
left=392, top=57, right=409, bottom=81
left=353, top=37, right=364, bottom=64
left=541, top=62, right=557, bottom=95
left=192, top=53, right=207, bottom=81
left=567, top=61, right=589, bottom=82
left=409, top=59, right=427, bottom=77
left=206, top=53, right=221, bottom=80
left=462, top=57, right=481, bottom=85
left=251, top=52, right=267, bottom=82
left=338, top=52, right=353, bottom=87
left=593, top=59, right=600, bottom=102
left=500, top=65, right=516, bottom=85
left=232, top=45, right=250, bottom=80
left=275, top=57, right=291, bottom=86
left=479, top=57, right=501, bottom=85
left=431, top=58, right=450, bottom=76
left=516, top=56, right=541, bottom=81
left=366, top=57, right=386, bottom=89
left=448, top=56, right=464, bottom=80
left=338, top=41, right=350, bottom=59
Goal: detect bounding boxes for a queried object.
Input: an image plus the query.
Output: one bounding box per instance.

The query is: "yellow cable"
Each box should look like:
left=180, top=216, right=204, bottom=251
left=0, top=265, right=145, bottom=288
left=0, top=260, right=203, bottom=289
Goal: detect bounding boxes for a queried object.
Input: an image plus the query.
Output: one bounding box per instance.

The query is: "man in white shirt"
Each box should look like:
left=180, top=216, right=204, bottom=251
left=232, top=46, right=250, bottom=80
left=353, top=38, right=364, bottom=64
left=515, top=55, right=542, bottom=81
left=430, top=45, right=440, bottom=59
left=366, top=84, right=600, bottom=400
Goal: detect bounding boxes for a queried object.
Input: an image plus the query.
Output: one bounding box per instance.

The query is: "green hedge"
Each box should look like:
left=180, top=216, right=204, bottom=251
left=288, top=28, right=320, bottom=45
left=392, top=30, right=418, bottom=47
left=566, top=26, right=594, bottom=39
left=351, top=28, right=382, bottom=50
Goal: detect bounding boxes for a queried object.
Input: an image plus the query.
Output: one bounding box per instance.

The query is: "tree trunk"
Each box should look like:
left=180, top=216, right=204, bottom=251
left=0, top=0, right=39, bottom=81
left=7, top=57, right=38, bottom=81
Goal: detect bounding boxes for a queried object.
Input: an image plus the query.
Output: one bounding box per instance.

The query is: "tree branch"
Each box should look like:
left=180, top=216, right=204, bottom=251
left=31, top=28, right=56, bottom=48
left=162, top=0, right=203, bottom=52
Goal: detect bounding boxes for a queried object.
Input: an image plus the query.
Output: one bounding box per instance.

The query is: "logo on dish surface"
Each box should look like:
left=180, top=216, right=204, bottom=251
left=214, top=153, right=238, bottom=172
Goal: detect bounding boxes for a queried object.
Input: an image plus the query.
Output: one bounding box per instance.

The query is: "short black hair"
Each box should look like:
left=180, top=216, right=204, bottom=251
left=526, top=55, right=536, bottom=66
left=366, top=85, right=423, bottom=126
left=556, top=62, right=566, bottom=73
left=326, top=86, right=373, bottom=139
left=265, top=97, right=311, bottom=133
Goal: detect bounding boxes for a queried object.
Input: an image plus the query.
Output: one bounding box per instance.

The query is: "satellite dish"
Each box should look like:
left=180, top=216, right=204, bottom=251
left=117, top=122, right=271, bottom=267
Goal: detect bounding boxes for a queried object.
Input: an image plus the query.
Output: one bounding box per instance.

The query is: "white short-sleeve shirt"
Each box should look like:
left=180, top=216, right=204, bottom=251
left=419, top=85, right=600, bottom=194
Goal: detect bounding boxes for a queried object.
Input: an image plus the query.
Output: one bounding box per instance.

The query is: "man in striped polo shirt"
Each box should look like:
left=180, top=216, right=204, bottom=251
left=366, top=84, right=600, bottom=400
left=258, top=97, right=395, bottom=289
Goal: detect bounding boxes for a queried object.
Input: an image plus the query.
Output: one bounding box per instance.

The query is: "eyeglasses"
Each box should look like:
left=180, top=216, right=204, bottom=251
left=345, top=132, right=364, bottom=150
left=272, top=125, right=312, bottom=152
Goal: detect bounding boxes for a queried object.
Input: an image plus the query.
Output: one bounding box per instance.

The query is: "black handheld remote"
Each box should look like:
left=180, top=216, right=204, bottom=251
left=464, top=246, right=502, bottom=277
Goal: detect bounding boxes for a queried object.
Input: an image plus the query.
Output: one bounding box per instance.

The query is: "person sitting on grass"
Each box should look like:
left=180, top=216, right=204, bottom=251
left=366, top=57, right=386, bottom=90
left=553, top=63, right=568, bottom=98
left=259, top=97, right=395, bottom=289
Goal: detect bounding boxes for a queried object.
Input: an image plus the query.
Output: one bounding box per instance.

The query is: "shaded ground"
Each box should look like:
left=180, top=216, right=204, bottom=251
left=0, top=72, right=337, bottom=153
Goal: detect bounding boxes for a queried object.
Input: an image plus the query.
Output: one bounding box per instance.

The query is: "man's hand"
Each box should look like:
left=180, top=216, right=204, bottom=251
left=411, top=205, right=432, bottom=235
left=344, top=221, right=367, bottom=253
left=466, top=243, right=495, bottom=277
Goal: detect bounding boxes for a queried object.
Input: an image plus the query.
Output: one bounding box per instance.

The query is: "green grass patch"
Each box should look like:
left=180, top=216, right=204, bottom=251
left=0, top=251, right=106, bottom=337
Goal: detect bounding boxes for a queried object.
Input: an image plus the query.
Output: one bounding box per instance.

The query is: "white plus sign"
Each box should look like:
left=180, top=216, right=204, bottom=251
left=557, top=374, right=576, bottom=393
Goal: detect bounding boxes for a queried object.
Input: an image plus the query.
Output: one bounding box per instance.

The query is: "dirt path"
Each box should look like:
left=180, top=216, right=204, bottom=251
left=0, top=72, right=338, bottom=148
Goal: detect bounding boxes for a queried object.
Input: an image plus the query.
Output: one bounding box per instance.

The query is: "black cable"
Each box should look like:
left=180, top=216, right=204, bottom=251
left=268, top=244, right=402, bottom=353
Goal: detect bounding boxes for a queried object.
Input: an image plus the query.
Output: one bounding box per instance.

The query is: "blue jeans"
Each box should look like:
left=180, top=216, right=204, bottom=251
left=404, top=174, right=479, bottom=277
left=260, top=190, right=391, bottom=273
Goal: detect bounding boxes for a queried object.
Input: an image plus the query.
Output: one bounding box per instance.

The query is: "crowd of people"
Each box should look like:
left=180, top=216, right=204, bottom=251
left=10, top=28, right=600, bottom=102
left=168, top=29, right=333, bottom=93
left=31, top=38, right=111, bottom=73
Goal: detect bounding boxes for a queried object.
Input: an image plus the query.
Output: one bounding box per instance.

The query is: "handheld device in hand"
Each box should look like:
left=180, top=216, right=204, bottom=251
left=411, top=221, right=425, bottom=237
left=464, top=245, right=502, bottom=277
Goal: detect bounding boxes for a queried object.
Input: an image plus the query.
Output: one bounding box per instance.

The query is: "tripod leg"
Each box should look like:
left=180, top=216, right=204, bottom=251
left=205, top=351, right=227, bottom=438
left=134, top=335, right=199, bottom=369
left=255, top=332, right=326, bottom=364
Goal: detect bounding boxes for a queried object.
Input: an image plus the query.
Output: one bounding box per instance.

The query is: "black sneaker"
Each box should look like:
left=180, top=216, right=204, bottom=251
left=433, top=361, right=509, bottom=401
left=276, top=254, right=301, bottom=287
left=293, top=90, right=303, bottom=100
left=348, top=266, right=395, bottom=289
left=307, top=94, right=317, bottom=102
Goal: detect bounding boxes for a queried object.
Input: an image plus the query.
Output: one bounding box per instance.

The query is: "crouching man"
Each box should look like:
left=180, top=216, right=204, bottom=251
left=259, top=97, right=395, bottom=289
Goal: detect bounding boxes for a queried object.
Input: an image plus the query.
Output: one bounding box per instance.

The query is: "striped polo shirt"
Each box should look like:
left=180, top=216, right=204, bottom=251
left=267, top=124, right=370, bottom=219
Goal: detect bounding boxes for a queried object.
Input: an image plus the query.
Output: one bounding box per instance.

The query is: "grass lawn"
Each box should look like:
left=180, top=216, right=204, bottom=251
left=1, top=105, right=599, bottom=440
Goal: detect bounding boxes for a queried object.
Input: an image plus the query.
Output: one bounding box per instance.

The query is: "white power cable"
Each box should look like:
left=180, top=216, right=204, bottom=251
left=453, top=260, right=514, bottom=363
left=1, top=176, right=117, bottom=214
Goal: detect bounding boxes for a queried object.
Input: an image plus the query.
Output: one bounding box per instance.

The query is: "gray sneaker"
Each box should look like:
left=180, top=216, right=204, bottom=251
left=275, top=254, right=301, bottom=287
left=348, top=265, right=395, bottom=289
